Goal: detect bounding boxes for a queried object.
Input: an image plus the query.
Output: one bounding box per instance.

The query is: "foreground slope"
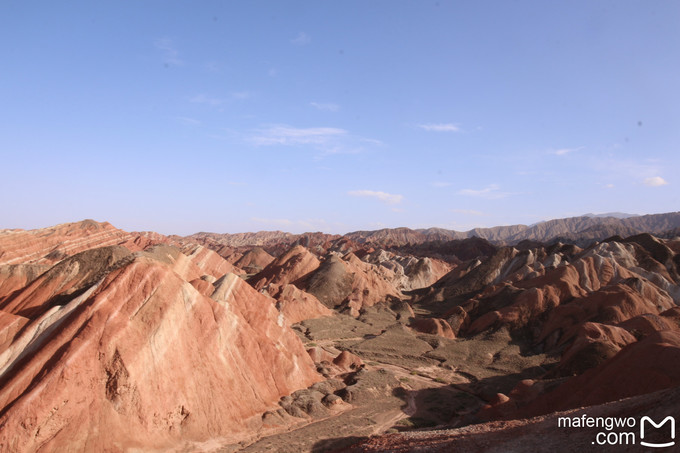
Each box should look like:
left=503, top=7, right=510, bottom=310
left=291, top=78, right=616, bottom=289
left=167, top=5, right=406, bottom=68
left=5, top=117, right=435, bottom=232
left=3, top=217, right=680, bottom=452
left=339, top=385, right=680, bottom=452
left=0, top=222, right=320, bottom=452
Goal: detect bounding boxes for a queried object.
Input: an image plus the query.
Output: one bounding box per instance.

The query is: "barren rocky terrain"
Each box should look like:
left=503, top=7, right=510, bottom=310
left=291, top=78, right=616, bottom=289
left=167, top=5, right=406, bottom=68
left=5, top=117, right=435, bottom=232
left=1, top=213, right=680, bottom=452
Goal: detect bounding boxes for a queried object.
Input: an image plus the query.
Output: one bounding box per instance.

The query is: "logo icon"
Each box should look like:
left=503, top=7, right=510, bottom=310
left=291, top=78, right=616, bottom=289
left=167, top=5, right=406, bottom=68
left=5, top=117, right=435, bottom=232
left=640, top=416, right=676, bottom=448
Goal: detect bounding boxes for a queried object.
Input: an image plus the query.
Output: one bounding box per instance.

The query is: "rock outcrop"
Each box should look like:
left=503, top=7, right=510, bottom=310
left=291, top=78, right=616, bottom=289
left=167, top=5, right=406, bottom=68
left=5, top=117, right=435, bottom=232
left=273, top=284, right=334, bottom=325
left=0, top=224, right=320, bottom=452
left=249, top=245, right=321, bottom=295
left=5, top=217, right=680, bottom=452
left=0, top=220, right=169, bottom=266
left=235, top=247, right=275, bottom=274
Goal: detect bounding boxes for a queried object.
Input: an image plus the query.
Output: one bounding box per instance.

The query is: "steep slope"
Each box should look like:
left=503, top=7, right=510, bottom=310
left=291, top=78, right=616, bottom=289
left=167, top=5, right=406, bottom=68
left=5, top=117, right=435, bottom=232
left=390, top=236, right=497, bottom=263
left=270, top=283, right=334, bottom=325
left=180, top=243, right=245, bottom=277
left=235, top=247, right=275, bottom=274
left=0, top=229, right=320, bottom=452
left=339, top=385, right=680, bottom=453
left=361, top=250, right=453, bottom=291
left=4, top=217, right=680, bottom=452
left=0, top=246, right=133, bottom=319
left=249, top=245, right=321, bottom=294
left=334, top=233, right=680, bottom=453
left=0, top=219, right=169, bottom=266
left=519, top=330, right=680, bottom=417
left=188, top=231, right=341, bottom=257
left=0, top=263, right=51, bottom=303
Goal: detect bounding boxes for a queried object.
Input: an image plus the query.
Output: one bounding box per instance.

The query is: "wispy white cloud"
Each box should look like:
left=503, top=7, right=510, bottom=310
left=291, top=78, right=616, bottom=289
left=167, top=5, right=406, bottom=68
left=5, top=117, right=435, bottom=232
left=591, top=156, right=667, bottom=187
left=604, top=183, right=615, bottom=189
left=312, top=139, right=383, bottom=160
left=310, top=102, right=340, bottom=112
left=155, top=38, right=183, bottom=66
left=431, top=181, right=451, bottom=188
left=246, top=124, right=382, bottom=159
left=457, top=184, right=512, bottom=199
left=231, top=91, right=251, bottom=100
left=348, top=190, right=403, bottom=205
left=176, top=116, right=201, bottom=126
left=643, top=176, right=669, bottom=187
left=189, top=94, right=225, bottom=106
left=358, top=137, right=384, bottom=146
left=188, top=92, right=250, bottom=106
left=451, top=209, right=485, bottom=216
left=291, top=32, right=311, bottom=45
left=418, top=123, right=460, bottom=132
left=551, top=146, right=583, bottom=156
left=317, top=147, right=363, bottom=157
left=249, top=126, right=347, bottom=146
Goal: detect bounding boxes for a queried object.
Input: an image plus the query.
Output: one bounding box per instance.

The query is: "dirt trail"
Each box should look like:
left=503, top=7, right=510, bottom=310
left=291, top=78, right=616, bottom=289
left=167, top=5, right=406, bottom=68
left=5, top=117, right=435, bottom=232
left=229, top=396, right=406, bottom=453
left=368, top=390, right=416, bottom=435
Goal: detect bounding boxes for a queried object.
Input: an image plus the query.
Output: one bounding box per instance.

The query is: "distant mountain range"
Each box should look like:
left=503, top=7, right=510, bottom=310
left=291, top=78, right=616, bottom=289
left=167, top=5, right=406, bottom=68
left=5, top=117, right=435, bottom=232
left=189, top=211, right=680, bottom=249
left=582, top=212, right=639, bottom=219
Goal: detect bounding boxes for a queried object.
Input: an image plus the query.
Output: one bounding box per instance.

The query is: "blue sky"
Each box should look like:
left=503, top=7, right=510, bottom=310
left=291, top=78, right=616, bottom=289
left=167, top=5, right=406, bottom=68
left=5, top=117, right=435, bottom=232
left=1, top=1, right=678, bottom=235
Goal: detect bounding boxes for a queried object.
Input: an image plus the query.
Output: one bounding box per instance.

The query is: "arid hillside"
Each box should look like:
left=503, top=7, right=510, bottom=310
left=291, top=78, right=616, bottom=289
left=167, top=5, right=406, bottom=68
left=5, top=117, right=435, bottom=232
left=1, top=214, right=680, bottom=452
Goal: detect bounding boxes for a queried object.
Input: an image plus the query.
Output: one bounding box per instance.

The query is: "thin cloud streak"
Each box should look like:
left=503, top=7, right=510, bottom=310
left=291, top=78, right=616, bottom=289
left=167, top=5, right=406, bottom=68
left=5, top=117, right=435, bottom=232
left=249, top=126, right=347, bottom=146
left=348, top=190, right=403, bottom=205
left=591, top=156, right=667, bottom=185
left=457, top=184, right=512, bottom=199
left=231, top=91, right=251, bottom=100
left=176, top=116, right=201, bottom=125
left=418, top=123, right=460, bottom=132
left=552, top=146, right=583, bottom=156
left=189, top=92, right=251, bottom=105
left=189, top=94, right=225, bottom=106
left=155, top=38, right=183, bottom=66
left=644, top=176, right=669, bottom=187
left=310, top=102, right=340, bottom=112
left=291, top=32, right=311, bottom=45
left=245, top=124, right=383, bottom=159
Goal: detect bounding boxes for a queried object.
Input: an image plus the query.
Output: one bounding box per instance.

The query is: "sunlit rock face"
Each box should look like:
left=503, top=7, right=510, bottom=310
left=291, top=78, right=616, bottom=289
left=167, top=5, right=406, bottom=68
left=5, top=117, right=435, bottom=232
left=0, top=220, right=167, bottom=266
left=0, top=223, right=319, bottom=452
left=248, top=244, right=321, bottom=294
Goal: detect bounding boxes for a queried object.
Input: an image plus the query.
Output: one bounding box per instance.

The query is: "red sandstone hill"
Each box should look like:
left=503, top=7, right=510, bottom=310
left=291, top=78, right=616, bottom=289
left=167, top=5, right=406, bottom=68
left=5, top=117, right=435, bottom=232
left=246, top=243, right=452, bottom=318
left=333, top=232, right=680, bottom=449
left=3, top=217, right=680, bottom=452
left=0, top=220, right=171, bottom=266
left=188, top=231, right=341, bottom=257
left=235, top=246, right=275, bottom=274
left=0, top=221, right=321, bottom=452
left=249, top=244, right=321, bottom=294
left=334, top=232, right=680, bottom=451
